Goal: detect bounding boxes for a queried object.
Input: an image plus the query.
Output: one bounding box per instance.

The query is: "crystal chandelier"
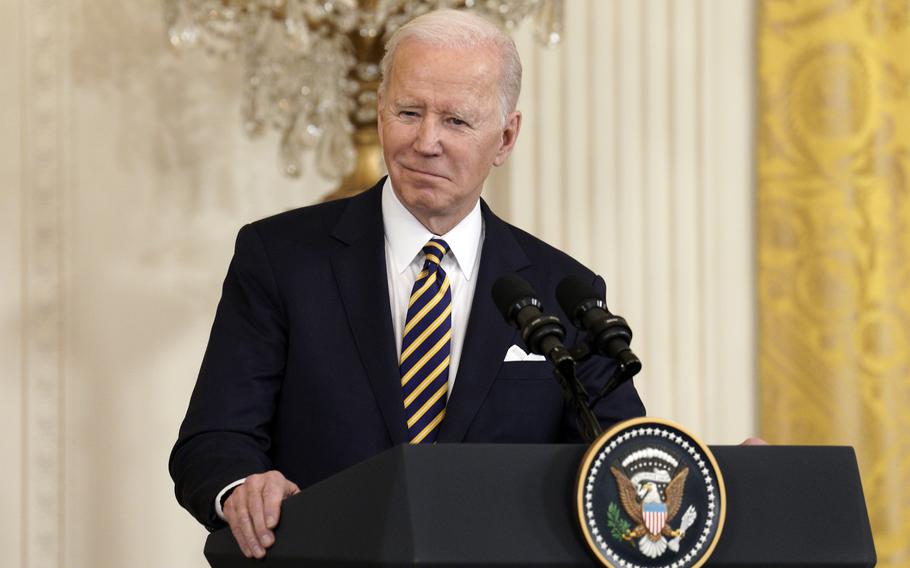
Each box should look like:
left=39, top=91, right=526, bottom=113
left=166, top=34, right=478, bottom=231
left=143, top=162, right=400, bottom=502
left=163, top=0, right=564, bottom=199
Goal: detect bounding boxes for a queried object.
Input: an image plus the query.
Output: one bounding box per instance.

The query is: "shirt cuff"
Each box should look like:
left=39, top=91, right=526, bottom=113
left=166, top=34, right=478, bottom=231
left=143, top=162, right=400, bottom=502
left=214, top=478, right=247, bottom=521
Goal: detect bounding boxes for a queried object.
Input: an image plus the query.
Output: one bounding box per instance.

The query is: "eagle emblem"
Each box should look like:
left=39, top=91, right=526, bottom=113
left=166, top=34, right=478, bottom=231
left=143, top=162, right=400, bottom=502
left=610, top=464, right=697, bottom=558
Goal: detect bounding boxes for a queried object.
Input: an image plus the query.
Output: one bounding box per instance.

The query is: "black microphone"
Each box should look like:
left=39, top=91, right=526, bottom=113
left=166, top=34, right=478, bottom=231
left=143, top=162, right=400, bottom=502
left=492, top=273, right=605, bottom=441
left=491, top=274, right=573, bottom=367
left=555, top=275, right=642, bottom=377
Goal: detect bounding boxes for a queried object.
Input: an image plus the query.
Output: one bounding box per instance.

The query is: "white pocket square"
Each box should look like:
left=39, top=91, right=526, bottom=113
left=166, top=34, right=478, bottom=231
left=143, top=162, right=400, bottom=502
left=503, top=344, right=546, bottom=362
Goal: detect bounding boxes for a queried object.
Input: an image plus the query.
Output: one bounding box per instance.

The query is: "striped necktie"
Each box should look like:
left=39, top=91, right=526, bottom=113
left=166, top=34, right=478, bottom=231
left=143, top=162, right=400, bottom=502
left=400, top=238, right=452, bottom=444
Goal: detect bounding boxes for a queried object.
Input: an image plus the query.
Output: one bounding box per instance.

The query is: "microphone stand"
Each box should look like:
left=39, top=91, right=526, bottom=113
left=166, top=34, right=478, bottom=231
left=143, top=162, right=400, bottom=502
left=564, top=341, right=641, bottom=439
left=550, top=345, right=602, bottom=443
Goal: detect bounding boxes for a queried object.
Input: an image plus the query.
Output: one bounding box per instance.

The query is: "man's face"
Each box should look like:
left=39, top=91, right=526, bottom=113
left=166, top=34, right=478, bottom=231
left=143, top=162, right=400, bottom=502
left=378, top=40, right=521, bottom=233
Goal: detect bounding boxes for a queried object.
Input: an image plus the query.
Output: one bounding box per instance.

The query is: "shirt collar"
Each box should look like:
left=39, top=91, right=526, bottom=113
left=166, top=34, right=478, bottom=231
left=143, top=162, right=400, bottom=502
left=381, top=177, right=483, bottom=280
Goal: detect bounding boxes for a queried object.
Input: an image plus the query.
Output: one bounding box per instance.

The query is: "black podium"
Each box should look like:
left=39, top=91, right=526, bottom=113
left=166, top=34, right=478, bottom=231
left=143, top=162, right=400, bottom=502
left=204, top=444, right=876, bottom=567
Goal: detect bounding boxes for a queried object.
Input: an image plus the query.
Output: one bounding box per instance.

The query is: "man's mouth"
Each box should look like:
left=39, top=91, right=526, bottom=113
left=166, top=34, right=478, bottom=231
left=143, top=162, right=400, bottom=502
left=401, top=164, right=448, bottom=180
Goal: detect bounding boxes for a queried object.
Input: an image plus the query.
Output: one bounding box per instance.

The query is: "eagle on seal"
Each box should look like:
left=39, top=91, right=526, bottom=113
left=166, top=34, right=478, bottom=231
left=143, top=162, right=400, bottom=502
left=611, top=465, right=689, bottom=549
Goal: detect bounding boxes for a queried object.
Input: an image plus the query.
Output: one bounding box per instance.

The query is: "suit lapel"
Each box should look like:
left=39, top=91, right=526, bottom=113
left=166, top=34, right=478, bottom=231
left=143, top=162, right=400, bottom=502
left=330, top=181, right=409, bottom=445
left=437, top=201, right=530, bottom=442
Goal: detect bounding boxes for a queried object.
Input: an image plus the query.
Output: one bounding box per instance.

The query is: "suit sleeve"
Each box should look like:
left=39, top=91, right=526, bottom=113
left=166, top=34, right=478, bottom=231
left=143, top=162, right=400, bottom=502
left=561, top=274, right=646, bottom=441
left=169, top=224, right=288, bottom=530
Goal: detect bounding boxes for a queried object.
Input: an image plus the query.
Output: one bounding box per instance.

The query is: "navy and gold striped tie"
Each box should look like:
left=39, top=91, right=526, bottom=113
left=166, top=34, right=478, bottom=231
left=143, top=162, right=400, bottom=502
left=400, top=238, right=452, bottom=444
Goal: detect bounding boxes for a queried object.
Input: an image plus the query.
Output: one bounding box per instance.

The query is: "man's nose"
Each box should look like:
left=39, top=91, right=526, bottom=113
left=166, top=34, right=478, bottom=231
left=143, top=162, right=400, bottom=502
left=412, top=118, right=442, bottom=155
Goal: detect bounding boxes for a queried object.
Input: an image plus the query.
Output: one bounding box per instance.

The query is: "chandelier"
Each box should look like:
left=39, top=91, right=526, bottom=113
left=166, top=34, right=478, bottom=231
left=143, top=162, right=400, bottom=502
left=163, top=0, right=564, bottom=199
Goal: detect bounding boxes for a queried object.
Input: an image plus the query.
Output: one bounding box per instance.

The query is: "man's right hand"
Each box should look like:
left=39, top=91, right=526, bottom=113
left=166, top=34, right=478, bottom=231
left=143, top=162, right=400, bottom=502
left=222, top=470, right=301, bottom=559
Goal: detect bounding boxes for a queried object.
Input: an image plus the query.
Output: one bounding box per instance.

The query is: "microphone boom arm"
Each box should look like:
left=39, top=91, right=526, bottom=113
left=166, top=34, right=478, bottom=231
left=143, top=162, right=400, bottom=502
left=551, top=355, right=603, bottom=442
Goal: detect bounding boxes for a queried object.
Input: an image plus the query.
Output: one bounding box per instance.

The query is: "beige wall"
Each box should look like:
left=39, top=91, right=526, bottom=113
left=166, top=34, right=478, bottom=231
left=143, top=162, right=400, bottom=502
left=1, top=1, right=754, bottom=566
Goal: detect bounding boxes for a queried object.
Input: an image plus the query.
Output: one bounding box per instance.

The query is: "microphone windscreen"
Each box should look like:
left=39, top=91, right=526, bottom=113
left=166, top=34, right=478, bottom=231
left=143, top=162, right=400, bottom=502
left=555, top=274, right=599, bottom=317
left=491, top=273, right=537, bottom=321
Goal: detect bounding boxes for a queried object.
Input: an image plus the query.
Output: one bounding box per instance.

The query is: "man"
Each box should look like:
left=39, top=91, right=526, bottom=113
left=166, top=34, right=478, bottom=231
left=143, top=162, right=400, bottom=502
left=170, top=9, right=645, bottom=559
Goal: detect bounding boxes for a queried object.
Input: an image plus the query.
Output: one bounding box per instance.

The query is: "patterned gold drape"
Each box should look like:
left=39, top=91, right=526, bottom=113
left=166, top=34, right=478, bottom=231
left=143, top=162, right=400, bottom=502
left=759, top=1, right=910, bottom=565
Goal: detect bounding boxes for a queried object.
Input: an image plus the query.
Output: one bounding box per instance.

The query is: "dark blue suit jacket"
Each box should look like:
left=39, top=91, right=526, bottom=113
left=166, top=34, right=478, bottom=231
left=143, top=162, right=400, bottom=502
left=170, top=179, right=645, bottom=528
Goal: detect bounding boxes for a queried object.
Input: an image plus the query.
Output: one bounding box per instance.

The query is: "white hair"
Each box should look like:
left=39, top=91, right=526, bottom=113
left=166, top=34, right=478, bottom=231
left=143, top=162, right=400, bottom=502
left=379, top=9, right=522, bottom=125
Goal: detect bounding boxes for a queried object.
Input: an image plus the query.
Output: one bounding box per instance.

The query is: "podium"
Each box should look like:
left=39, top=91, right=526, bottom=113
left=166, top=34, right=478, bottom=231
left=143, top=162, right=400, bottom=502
left=204, top=444, right=876, bottom=567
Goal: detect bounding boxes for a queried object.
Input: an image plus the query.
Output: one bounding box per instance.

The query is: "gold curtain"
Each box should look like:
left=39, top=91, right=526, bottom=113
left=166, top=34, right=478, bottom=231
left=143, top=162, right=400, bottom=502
left=759, top=1, right=910, bottom=565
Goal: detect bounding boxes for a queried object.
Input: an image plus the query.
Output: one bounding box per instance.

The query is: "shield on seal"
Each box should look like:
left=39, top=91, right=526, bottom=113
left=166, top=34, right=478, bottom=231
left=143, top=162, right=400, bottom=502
left=642, top=501, right=667, bottom=535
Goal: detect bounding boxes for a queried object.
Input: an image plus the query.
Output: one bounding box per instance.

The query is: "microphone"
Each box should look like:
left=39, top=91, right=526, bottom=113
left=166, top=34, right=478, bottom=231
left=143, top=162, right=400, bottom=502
left=492, top=273, right=605, bottom=441
left=491, top=274, right=573, bottom=368
left=555, top=275, right=642, bottom=377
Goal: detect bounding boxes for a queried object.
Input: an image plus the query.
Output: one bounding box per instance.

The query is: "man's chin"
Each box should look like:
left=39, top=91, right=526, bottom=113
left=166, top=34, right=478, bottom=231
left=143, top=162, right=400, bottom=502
left=394, top=186, right=456, bottom=221
left=401, top=187, right=448, bottom=211
left=394, top=175, right=450, bottom=203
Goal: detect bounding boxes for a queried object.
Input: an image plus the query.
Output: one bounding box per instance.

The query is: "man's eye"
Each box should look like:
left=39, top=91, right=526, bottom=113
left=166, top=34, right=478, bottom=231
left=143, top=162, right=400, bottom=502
left=449, top=117, right=468, bottom=126
left=399, top=111, right=419, bottom=118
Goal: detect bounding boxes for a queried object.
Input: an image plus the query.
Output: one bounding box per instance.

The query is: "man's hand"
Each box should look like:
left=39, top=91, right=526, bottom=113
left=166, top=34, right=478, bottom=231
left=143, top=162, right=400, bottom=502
left=223, top=470, right=300, bottom=559
left=740, top=437, right=769, bottom=445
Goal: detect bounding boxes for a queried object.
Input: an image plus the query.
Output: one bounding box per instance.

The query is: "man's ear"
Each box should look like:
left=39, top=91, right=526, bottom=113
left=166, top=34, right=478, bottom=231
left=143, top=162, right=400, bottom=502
left=493, top=111, right=522, bottom=167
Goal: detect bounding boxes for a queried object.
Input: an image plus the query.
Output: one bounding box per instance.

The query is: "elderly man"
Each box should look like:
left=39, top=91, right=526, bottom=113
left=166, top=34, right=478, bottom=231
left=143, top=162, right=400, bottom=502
left=170, top=9, right=645, bottom=559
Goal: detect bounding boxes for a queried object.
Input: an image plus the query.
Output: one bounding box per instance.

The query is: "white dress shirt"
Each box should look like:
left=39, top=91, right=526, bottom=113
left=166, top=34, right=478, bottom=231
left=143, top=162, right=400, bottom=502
left=215, top=179, right=485, bottom=520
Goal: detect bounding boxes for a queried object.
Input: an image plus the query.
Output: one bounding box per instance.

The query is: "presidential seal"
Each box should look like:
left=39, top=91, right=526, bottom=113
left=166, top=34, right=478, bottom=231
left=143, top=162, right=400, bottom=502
left=576, top=417, right=726, bottom=568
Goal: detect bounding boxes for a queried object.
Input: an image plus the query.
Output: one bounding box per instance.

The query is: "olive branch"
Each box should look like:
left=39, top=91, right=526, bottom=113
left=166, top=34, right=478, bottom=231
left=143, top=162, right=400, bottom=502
left=606, top=502, right=632, bottom=543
